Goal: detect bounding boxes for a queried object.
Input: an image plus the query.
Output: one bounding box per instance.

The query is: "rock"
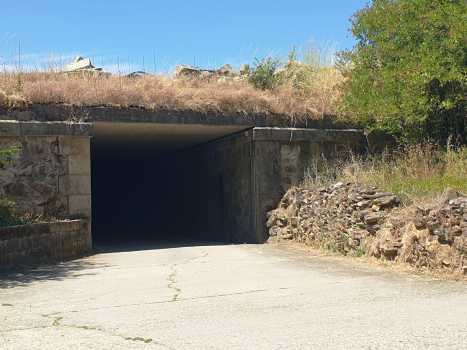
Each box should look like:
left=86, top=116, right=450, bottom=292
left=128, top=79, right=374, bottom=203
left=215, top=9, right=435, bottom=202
left=66, top=56, right=94, bottom=72
left=266, top=215, right=276, bottom=228
left=372, top=195, right=398, bottom=207
left=240, top=63, right=249, bottom=75
left=215, top=64, right=240, bottom=77
left=426, top=221, right=440, bottom=231
left=176, top=64, right=201, bottom=77
left=200, top=70, right=211, bottom=78
left=441, top=187, right=461, bottom=204
left=416, top=206, right=432, bottom=216
left=269, top=225, right=280, bottom=236
left=364, top=212, right=382, bottom=225
left=452, top=225, right=462, bottom=236
left=450, top=197, right=467, bottom=206
left=64, top=56, right=110, bottom=77
left=381, top=245, right=398, bottom=256
left=219, top=63, right=233, bottom=72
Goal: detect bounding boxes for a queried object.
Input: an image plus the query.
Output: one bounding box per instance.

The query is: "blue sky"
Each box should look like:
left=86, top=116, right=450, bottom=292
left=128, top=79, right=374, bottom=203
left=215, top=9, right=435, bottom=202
left=1, top=0, right=369, bottom=74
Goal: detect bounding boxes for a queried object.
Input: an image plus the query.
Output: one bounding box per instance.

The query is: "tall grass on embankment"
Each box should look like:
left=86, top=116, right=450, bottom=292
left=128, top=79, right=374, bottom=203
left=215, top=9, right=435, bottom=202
left=0, top=40, right=343, bottom=120
left=303, top=141, right=467, bottom=204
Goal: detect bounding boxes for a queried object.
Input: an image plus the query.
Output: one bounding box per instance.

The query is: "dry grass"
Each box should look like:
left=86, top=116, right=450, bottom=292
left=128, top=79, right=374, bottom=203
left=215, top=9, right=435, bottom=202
left=0, top=69, right=343, bottom=118
left=303, top=141, right=467, bottom=204
left=271, top=239, right=467, bottom=282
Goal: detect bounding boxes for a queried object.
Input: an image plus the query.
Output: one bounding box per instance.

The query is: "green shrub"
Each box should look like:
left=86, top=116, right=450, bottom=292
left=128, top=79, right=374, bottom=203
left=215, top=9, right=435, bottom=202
left=0, top=146, right=19, bottom=171
left=337, top=0, right=467, bottom=143
left=0, top=199, right=26, bottom=227
left=246, top=54, right=282, bottom=90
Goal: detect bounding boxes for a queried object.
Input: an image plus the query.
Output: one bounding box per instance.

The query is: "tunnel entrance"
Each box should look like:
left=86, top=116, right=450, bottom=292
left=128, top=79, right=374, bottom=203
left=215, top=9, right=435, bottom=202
left=90, top=122, right=251, bottom=246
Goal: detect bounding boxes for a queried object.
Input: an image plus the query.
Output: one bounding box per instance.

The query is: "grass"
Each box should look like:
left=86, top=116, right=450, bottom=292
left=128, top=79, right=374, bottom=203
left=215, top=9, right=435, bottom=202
left=0, top=70, right=342, bottom=119
left=53, top=316, right=63, bottom=325
left=303, top=140, right=467, bottom=204
left=125, top=337, right=153, bottom=343
left=354, top=249, right=366, bottom=258
left=0, top=42, right=343, bottom=120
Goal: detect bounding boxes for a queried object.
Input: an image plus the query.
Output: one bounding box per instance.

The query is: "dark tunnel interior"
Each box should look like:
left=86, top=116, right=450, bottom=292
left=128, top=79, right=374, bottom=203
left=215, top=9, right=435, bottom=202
left=91, top=146, right=198, bottom=245
left=89, top=123, right=250, bottom=247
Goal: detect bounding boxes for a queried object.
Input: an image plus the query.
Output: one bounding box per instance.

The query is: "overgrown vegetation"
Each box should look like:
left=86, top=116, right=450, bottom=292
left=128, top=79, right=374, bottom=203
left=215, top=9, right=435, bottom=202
left=0, top=199, right=28, bottom=227
left=0, top=146, right=19, bottom=171
left=0, top=146, right=31, bottom=227
left=337, top=0, right=467, bottom=143
left=246, top=54, right=282, bottom=90
left=303, top=141, right=467, bottom=204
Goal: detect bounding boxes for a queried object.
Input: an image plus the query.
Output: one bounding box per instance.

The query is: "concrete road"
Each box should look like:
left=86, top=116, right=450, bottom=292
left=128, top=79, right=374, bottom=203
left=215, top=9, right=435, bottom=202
left=1, top=238, right=467, bottom=350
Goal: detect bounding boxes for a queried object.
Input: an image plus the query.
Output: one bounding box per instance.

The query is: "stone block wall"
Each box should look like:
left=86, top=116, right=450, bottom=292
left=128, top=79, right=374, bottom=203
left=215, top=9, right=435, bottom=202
left=0, top=121, right=92, bottom=253
left=251, top=127, right=391, bottom=243
left=0, top=220, right=89, bottom=266
left=0, top=121, right=92, bottom=222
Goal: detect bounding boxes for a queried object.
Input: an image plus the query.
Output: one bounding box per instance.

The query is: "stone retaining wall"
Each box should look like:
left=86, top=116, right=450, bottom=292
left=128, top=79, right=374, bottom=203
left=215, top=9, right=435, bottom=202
left=268, top=183, right=467, bottom=274
left=0, top=220, right=90, bottom=266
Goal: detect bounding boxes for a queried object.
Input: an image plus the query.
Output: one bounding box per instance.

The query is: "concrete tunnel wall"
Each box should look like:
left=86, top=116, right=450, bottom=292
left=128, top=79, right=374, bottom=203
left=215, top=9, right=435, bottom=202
left=91, top=127, right=378, bottom=244
left=91, top=128, right=256, bottom=243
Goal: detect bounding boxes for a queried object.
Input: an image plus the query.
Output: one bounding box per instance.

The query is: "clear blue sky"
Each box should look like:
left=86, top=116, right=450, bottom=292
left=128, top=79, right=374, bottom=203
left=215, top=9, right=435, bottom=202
left=1, top=0, right=368, bottom=74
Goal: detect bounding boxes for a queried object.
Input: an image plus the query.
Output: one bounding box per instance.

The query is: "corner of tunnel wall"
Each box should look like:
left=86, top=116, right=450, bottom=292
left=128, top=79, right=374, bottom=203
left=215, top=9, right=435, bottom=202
left=58, top=135, right=92, bottom=252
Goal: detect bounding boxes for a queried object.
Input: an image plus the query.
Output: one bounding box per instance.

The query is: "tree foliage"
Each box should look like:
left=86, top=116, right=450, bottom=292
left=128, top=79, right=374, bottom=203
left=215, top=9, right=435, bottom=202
left=337, top=0, right=467, bottom=142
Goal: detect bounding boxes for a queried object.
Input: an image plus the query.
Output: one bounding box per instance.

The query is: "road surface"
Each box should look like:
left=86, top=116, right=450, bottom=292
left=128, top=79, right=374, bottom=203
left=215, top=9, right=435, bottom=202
left=1, top=238, right=467, bottom=349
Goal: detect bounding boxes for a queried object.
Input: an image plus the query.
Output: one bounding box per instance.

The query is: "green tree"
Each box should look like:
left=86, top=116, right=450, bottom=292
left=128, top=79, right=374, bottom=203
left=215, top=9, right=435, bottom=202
left=337, top=0, right=467, bottom=142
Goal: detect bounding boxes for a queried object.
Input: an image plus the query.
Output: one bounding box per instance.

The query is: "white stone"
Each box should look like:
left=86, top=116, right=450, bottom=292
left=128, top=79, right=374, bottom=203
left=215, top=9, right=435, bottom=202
left=66, top=56, right=94, bottom=72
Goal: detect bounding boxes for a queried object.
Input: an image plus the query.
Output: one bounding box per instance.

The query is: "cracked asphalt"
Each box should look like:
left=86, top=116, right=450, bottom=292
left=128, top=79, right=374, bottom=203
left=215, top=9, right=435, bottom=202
left=1, top=238, right=467, bottom=350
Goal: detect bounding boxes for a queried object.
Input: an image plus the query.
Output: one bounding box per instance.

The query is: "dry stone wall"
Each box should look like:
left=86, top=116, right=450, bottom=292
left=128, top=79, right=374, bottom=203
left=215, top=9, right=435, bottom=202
left=268, top=183, right=467, bottom=274
left=0, top=220, right=89, bottom=266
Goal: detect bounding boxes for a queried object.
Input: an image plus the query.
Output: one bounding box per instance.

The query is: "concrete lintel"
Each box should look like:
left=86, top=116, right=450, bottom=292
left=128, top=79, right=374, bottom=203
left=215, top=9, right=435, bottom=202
left=252, top=127, right=367, bottom=142
left=0, top=121, right=93, bottom=137
left=0, top=105, right=352, bottom=129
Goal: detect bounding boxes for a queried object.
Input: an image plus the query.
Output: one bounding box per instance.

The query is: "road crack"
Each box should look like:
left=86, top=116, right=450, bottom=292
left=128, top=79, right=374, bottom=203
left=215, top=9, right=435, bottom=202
left=3, top=314, right=175, bottom=349
left=168, top=252, right=208, bottom=302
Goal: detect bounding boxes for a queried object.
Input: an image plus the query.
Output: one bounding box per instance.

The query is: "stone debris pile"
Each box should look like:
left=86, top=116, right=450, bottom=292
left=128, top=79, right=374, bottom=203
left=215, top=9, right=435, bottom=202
left=173, top=63, right=248, bottom=81
left=63, top=57, right=249, bottom=82
left=267, top=182, right=467, bottom=274
left=64, top=56, right=110, bottom=77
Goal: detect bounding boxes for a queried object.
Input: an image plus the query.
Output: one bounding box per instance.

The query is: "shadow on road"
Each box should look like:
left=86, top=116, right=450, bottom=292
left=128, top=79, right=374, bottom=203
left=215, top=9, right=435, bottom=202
left=0, top=254, right=110, bottom=289
left=0, top=235, right=229, bottom=289
left=93, top=234, right=230, bottom=254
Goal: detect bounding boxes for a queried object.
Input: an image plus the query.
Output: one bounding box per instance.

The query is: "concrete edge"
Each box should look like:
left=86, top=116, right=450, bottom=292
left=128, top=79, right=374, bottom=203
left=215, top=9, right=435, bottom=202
left=0, top=121, right=93, bottom=137
left=0, top=105, right=350, bottom=129
left=252, top=127, right=368, bottom=142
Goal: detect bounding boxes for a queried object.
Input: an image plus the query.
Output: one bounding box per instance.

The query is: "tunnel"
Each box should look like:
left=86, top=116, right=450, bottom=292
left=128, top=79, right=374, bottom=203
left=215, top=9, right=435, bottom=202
left=90, top=121, right=251, bottom=246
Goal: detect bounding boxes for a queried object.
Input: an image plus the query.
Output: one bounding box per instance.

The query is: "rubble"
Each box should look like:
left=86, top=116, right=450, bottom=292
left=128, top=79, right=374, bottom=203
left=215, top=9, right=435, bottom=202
left=64, top=56, right=110, bottom=77
left=172, top=63, right=245, bottom=80
left=267, top=184, right=467, bottom=274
